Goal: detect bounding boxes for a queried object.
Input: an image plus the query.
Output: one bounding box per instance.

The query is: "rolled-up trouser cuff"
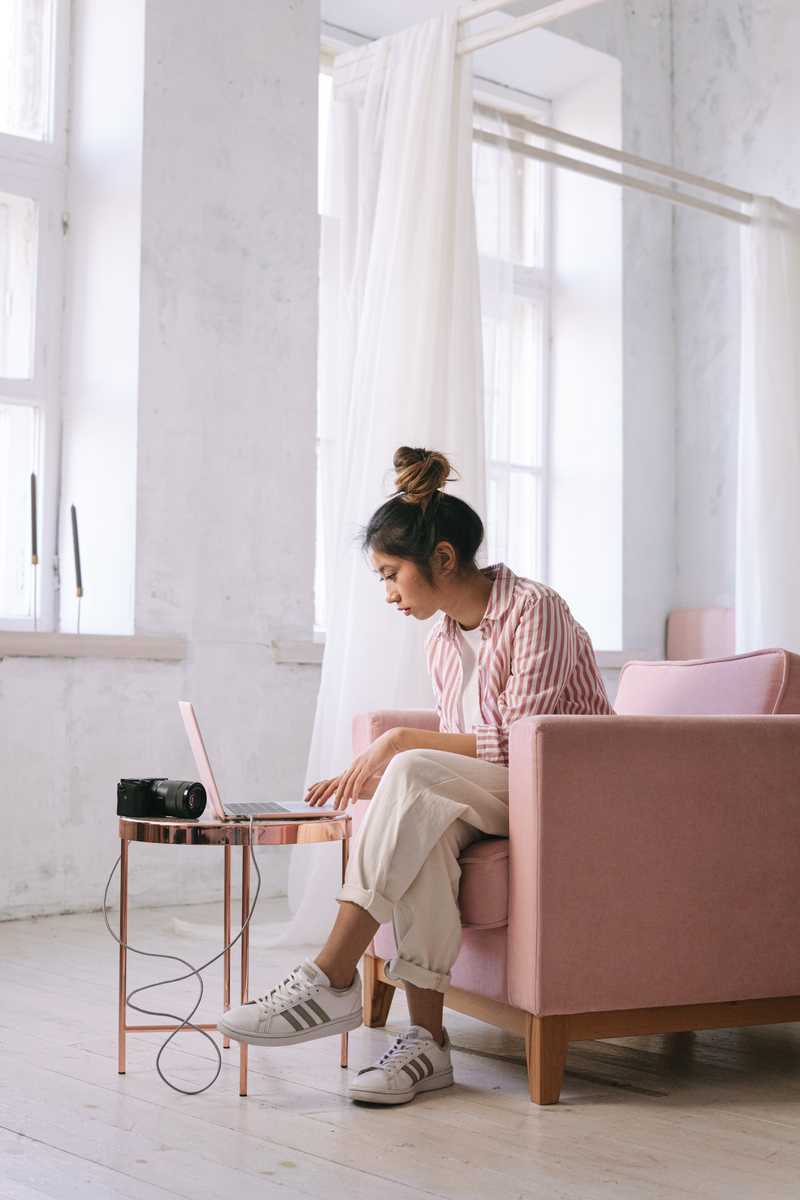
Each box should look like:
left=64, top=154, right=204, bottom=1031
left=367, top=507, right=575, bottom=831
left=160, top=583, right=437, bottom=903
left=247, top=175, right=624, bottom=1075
left=336, top=882, right=394, bottom=927
left=384, top=954, right=451, bottom=994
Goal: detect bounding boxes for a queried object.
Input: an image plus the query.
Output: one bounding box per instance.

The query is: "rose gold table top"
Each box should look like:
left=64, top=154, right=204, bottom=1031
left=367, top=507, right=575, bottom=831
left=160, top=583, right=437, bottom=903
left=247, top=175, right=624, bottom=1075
left=118, top=814, right=351, bottom=847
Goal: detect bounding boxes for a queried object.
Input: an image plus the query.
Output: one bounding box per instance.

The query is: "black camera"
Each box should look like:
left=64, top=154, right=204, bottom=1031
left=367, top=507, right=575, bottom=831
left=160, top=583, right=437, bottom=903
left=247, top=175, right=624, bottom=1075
left=117, top=777, right=207, bottom=820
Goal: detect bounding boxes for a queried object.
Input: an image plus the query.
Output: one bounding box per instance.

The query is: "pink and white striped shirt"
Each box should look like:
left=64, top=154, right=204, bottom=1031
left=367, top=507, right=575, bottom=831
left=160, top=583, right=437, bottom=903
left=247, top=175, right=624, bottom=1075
left=425, top=562, right=614, bottom=766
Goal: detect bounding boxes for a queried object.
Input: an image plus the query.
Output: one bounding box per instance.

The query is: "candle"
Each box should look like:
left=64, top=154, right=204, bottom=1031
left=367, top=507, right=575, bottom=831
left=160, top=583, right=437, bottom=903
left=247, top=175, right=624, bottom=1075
left=30, top=473, right=38, bottom=564
left=71, top=504, right=83, bottom=598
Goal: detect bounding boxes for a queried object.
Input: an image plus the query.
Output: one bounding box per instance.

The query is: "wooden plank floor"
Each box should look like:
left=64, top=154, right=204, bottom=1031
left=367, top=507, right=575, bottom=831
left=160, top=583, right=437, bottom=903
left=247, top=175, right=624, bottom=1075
left=1, top=898, right=799, bottom=1199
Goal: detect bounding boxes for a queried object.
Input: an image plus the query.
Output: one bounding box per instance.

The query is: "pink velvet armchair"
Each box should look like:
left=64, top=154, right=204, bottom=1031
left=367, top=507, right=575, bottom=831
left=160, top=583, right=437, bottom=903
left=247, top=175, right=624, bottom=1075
left=350, top=646, right=800, bottom=1104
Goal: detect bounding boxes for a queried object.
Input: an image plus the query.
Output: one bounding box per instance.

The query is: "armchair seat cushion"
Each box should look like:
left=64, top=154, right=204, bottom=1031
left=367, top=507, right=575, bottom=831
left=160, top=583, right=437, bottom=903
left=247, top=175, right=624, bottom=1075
left=458, top=837, right=509, bottom=929
left=372, top=833, right=510, bottom=993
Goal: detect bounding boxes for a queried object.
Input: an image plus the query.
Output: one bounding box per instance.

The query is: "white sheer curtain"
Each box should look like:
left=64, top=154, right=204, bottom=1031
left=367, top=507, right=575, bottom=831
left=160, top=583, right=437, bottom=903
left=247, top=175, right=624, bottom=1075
left=736, top=196, right=800, bottom=655
left=268, top=13, right=488, bottom=947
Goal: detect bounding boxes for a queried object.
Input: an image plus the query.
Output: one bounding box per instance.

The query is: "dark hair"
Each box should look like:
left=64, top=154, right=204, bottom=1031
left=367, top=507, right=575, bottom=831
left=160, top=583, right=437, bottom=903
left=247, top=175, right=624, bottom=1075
left=359, top=446, right=484, bottom=585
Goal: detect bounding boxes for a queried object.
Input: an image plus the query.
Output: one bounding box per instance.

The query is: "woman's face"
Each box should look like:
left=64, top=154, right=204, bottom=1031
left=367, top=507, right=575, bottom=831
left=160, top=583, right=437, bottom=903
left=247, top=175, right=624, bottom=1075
left=369, top=549, right=445, bottom=621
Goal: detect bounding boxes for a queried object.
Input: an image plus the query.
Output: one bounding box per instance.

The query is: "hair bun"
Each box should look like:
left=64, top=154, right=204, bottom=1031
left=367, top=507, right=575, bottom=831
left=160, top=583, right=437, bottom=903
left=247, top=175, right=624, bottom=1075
left=392, top=446, right=458, bottom=511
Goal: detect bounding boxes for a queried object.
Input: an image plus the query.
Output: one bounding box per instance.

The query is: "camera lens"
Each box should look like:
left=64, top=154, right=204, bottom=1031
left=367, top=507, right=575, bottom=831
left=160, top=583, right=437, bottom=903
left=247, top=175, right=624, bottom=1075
left=152, top=779, right=207, bottom=819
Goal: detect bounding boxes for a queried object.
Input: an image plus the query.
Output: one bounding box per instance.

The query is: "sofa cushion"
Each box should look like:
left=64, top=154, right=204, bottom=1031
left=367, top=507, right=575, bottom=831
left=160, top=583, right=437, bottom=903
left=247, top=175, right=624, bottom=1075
left=349, top=798, right=509, bottom=930
left=372, top=923, right=509, bottom=1003
left=614, top=648, right=800, bottom=716
left=458, top=836, right=509, bottom=929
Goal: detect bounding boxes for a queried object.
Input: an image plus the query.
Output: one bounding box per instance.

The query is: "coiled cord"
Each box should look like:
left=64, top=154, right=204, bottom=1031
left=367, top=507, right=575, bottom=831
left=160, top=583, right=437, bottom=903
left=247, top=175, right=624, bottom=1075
left=102, top=819, right=262, bottom=1095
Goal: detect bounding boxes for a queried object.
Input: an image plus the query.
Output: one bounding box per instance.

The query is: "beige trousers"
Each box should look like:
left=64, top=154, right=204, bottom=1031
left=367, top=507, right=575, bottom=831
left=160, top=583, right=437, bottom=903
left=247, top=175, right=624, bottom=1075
left=336, top=748, right=510, bottom=993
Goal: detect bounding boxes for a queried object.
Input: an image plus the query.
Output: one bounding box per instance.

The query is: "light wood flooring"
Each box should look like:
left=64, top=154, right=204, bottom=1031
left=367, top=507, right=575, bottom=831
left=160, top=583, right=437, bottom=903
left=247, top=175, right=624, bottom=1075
left=1, top=897, right=799, bottom=1199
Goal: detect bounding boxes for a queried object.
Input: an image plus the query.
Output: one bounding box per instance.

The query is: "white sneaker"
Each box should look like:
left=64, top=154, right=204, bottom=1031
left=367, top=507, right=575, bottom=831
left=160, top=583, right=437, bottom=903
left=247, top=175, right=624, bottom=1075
left=348, top=1024, right=454, bottom=1105
left=217, top=958, right=362, bottom=1046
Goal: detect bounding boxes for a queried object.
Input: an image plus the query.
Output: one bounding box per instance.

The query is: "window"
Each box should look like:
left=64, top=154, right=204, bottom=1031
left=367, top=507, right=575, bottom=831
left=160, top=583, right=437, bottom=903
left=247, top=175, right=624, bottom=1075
left=473, top=95, right=551, bottom=587
left=0, top=0, right=67, bottom=630
left=314, top=57, right=551, bottom=633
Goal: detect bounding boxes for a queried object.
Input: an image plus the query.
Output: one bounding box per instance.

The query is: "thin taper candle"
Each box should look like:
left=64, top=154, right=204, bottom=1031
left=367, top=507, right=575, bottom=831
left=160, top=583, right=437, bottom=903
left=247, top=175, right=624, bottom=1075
left=30, top=473, right=38, bottom=564
left=71, top=504, right=83, bottom=597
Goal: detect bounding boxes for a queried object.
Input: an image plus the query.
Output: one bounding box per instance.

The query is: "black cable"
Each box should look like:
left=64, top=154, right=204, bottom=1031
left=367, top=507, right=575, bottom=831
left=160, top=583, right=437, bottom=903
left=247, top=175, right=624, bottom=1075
left=102, top=819, right=262, bottom=1095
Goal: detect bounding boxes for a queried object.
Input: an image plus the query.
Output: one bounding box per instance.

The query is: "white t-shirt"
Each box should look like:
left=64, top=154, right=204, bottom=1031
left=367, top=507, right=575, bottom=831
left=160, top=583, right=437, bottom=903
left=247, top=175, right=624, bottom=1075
left=456, top=623, right=483, bottom=732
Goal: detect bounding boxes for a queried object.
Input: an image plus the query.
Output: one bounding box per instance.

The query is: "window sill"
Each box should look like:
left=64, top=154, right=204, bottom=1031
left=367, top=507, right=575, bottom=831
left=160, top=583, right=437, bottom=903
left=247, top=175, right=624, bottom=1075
left=0, top=632, right=186, bottom=661
left=271, top=634, right=326, bottom=665
left=271, top=638, right=659, bottom=668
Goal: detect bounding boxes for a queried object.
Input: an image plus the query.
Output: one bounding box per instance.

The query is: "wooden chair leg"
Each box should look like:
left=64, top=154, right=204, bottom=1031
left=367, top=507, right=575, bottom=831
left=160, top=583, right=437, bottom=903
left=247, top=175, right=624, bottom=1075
left=525, top=1014, right=569, bottom=1104
left=362, top=954, right=395, bottom=1027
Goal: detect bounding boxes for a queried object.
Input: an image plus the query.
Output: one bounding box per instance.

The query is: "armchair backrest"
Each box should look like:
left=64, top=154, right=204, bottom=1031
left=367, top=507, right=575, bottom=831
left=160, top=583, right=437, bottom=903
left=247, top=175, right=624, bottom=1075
left=614, top=648, right=800, bottom=716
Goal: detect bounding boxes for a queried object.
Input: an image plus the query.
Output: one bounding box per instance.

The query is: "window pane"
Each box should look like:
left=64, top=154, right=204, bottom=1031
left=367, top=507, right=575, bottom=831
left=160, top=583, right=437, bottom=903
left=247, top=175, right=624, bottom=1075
left=473, top=108, right=546, bottom=269
left=487, top=470, right=507, bottom=566
left=0, top=402, right=39, bottom=617
left=487, top=465, right=540, bottom=581
left=483, top=296, right=544, bottom=469
left=0, top=0, right=55, bottom=141
left=0, top=189, right=38, bottom=378
left=482, top=311, right=512, bottom=463
left=507, top=469, right=540, bottom=580
left=509, top=299, right=543, bottom=468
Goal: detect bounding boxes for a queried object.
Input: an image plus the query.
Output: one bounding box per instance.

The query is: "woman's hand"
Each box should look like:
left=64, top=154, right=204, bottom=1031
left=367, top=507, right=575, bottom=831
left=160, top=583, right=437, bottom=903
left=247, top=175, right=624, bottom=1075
left=304, top=729, right=403, bottom=811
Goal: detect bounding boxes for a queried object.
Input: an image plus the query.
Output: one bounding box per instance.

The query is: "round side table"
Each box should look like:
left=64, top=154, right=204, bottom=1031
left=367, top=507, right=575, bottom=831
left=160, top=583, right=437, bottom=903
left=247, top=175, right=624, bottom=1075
left=117, top=814, right=351, bottom=1096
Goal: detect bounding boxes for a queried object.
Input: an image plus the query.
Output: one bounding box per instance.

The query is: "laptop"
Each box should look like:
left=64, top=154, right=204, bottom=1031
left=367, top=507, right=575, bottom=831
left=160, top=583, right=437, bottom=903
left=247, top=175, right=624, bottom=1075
left=178, top=700, right=337, bottom=820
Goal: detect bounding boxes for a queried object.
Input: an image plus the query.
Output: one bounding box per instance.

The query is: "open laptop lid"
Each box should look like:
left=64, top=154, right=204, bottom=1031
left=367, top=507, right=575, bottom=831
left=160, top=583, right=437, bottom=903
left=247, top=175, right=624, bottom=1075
left=178, top=700, right=226, bottom=820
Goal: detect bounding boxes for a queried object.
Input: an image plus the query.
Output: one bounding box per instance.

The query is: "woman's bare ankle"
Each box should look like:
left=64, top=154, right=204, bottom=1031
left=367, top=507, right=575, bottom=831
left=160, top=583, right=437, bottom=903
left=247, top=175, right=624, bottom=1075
left=314, top=957, right=355, bottom=990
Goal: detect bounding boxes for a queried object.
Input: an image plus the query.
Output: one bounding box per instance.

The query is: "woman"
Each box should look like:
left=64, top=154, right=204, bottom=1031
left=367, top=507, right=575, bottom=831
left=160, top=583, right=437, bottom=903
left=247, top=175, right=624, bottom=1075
left=218, top=446, right=614, bottom=1104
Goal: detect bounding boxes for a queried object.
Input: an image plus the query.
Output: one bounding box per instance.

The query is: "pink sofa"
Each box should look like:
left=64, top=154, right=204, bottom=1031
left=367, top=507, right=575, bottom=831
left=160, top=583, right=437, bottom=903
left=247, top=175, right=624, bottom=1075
left=351, top=647, right=800, bottom=1103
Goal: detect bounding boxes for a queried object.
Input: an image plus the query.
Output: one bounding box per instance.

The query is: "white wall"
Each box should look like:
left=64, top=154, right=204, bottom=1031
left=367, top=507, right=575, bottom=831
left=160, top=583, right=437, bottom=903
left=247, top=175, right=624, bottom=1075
left=672, top=0, right=800, bottom=609
left=7, top=0, right=790, bottom=920
left=0, top=0, right=322, bottom=920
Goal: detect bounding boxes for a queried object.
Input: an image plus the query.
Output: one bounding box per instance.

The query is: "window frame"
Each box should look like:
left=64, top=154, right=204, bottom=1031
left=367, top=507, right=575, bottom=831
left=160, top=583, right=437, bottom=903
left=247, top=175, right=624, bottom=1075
left=0, top=0, right=70, bottom=631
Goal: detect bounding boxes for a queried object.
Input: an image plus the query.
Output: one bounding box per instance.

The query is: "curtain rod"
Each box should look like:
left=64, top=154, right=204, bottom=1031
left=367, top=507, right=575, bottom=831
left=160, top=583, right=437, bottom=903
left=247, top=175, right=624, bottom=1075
left=475, top=103, right=755, bottom=206
left=457, top=0, right=607, bottom=56
left=329, top=3, right=753, bottom=223
left=335, top=0, right=606, bottom=68
left=322, top=23, right=550, bottom=107
left=474, top=129, right=752, bottom=225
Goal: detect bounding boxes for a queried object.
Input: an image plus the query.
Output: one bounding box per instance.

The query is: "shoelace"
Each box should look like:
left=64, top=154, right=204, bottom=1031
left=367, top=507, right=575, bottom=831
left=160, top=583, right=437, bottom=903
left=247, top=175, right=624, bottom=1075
left=256, top=967, right=313, bottom=1015
left=373, top=1033, right=432, bottom=1077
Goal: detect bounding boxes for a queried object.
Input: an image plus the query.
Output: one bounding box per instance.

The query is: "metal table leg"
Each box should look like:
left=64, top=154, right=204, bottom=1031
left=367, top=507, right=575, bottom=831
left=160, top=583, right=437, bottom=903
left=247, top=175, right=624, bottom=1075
left=118, top=838, right=128, bottom=1074
left=223, top=844, right=231, bottom=1050
left=340, top=835, right=349, bottom=1069
left=239, top=845, right=250, bottom=1096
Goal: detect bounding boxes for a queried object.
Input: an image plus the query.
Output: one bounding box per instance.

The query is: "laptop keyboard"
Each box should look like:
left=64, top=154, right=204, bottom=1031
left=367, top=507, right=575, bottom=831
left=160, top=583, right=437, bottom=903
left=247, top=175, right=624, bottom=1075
left=225, top=802, right=290, bottom=816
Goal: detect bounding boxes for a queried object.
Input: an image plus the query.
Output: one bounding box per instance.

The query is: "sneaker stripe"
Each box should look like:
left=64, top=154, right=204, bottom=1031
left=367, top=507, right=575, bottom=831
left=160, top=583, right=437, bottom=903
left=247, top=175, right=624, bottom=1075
left=410, top=1057, right=428, bottom=1080
left=305, top=997, right=330, bottom=1023
left=418, top=1053, right=435, bottom=1077
left=293, top=1003, right=318, bottom=1028
left=406, top=1059, right=425, bottom=1083
left=280, top=1009, right=304, bottom=1033
left=401, top=1064, right=420, bottom=1084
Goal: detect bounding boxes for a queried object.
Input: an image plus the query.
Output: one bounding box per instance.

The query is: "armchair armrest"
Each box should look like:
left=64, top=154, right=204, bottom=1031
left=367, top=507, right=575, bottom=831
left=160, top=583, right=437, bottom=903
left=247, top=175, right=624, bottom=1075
left=352, top=709, right=440, bottom=756
left=507, top=714, right=800, bottom=1017
left=349, top=709, right=441, bottom=841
